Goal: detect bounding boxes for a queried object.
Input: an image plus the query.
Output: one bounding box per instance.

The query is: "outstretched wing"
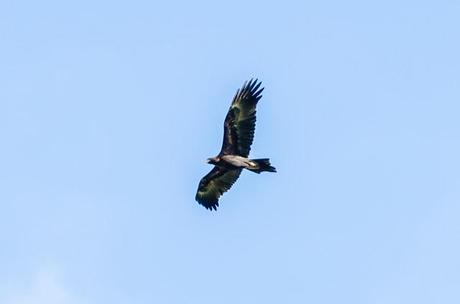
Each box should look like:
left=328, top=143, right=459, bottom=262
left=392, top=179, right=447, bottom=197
left=195, top=167, right=242, bottom=210
left=219, top=79, right=264, bottom=157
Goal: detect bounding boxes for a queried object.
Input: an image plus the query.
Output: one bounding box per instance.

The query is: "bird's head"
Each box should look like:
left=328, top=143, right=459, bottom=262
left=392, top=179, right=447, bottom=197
left=206, top=157, right=219, bottom=165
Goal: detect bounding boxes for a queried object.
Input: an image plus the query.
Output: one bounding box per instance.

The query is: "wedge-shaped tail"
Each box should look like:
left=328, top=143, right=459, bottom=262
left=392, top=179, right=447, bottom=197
left=247, top=158, right=276, bottom=174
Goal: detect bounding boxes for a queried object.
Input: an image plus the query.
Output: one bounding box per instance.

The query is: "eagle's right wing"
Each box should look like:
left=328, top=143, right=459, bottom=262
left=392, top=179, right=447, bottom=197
left=195, top=166, right=242, bottom=210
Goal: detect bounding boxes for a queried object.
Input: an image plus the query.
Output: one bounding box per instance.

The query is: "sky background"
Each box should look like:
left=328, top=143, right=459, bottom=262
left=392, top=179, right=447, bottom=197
left=1, top=0, right=460, bottom=303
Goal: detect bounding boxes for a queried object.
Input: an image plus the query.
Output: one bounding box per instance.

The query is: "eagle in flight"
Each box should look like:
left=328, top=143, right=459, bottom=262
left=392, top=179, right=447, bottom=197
left=195, top=79, right=276, bottom=210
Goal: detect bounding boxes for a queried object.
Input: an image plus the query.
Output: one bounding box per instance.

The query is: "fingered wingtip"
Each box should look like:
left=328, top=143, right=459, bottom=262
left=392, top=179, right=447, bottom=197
left=205, top=203, right=218, bottom=211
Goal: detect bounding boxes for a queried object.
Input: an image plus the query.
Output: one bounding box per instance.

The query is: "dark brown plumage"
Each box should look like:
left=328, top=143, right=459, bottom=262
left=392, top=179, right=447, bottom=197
left=195, top=79, right=276, bottom=210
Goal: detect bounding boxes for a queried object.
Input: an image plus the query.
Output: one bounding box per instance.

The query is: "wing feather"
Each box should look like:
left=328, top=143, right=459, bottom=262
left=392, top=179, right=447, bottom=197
left=195, top=167, right=242, bottom=210
left=220, top=79, right=264, bottom=157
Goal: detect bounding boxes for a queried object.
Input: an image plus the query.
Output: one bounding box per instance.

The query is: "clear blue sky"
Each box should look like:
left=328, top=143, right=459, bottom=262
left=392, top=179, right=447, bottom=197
left=1, top=1, right=459, bottom=303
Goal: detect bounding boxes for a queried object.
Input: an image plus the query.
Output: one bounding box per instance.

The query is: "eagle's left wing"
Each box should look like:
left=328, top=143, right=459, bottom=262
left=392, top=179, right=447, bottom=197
left=219, top=79, right=264, bottom=157
left=195, top=166, right=242, bottom=210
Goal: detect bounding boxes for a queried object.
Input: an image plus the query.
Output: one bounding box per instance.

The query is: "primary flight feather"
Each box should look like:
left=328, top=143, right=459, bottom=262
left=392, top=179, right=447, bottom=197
left=195, top=79, right=276, bottom=210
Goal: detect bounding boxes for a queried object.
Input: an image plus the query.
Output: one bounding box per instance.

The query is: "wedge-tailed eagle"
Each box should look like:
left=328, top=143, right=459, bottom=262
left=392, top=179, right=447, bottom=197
left=195, top=79, right=276, bottom=210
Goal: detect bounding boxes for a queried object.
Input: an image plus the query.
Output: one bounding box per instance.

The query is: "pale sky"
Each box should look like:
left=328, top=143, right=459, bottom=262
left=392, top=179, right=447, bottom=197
left=1, top=0, right=460, bottom=303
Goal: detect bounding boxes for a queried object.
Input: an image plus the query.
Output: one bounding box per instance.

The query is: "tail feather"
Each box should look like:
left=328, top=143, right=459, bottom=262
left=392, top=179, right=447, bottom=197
left=247, top=158, right=276, bottom=174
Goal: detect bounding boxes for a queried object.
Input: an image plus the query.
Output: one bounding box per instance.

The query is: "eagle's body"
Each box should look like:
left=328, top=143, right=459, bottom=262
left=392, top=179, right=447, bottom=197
left=219, top=155, right=257, bottom=169
left=208, top=155, right=275, bottom=172
left=195, top=79, right=276, bottom=210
